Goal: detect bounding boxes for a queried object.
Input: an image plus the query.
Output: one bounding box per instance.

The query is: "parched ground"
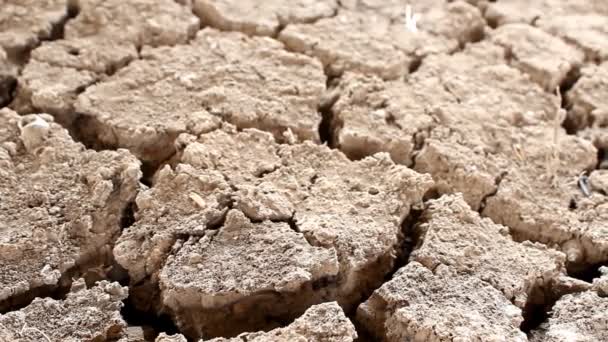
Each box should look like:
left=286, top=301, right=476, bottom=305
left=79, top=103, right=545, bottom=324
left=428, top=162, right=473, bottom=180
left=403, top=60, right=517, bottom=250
left=1, top=0, right=608, bottom=341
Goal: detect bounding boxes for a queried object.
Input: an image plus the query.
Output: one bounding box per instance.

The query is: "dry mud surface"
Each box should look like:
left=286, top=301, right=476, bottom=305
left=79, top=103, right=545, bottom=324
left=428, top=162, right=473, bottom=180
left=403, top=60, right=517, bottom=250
left=1, top=0, right=608, bottom=341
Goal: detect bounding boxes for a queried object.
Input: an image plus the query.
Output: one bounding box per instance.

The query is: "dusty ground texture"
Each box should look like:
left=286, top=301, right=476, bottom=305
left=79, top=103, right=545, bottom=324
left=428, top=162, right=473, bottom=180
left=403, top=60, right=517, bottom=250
left=0, top=108, right=139, bottom=311
left=2, top=0, right=608, bottom=341
left=0, top=279, right=128, bottom=341
left=114, top=125, right=431, bottom=338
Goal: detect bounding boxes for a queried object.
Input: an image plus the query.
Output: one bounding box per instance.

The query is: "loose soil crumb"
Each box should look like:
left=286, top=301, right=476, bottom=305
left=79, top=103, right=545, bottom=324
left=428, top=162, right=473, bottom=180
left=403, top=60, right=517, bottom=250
left=592, top=266, right=608, bottom=296
left=75, top=28, right=325, bottom=163
left=0, top=279, right=128, bottom=341
left=0, top=108, right=140, bottom=307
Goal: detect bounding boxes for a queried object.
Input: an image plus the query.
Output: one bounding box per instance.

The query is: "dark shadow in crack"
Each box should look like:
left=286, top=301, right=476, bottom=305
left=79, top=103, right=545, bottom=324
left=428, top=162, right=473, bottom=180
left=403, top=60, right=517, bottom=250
left=120, top=295, right=185, bottom=342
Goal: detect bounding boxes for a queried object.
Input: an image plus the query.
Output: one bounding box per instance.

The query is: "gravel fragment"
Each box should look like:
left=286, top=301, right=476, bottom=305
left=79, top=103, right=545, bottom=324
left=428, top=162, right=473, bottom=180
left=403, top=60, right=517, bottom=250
left=592, top=266, right=608, bottom=296
left=75, top=28, right=325, bottom=163
left=0, top=108, right=140, bottom=306
left=357, top=262, right=527, bottom=342
left=0, top=279, right=128, bottom=341
left=193, top=0, right=338, bottom=37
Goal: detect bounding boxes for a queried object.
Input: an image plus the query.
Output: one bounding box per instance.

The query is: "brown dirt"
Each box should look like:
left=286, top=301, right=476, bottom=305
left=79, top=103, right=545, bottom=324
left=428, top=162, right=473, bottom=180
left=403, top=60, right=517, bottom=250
left=1, top=0, right=608, bottom=341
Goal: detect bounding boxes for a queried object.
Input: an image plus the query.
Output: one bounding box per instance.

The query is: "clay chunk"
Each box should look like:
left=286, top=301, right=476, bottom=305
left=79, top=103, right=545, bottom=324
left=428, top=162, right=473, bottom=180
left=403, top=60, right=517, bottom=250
left=0, top=108, right=140, bottom=307
left=11, top=37, right=138, bottom=125
left=0, top=279, right=128, bottom=342
left=330, top=72, right=448, bottom=166
left=279, top=1, right=484, bottom=79
left=159, top=210, right=340, bottom=338
left=193, top=0, right=338, bottom=37
left=11, top=0, right=198, bottom=125
left=0, top=0, right=69, bottom=64
left=65, top=0, right=199, bottom=47
left=206, top=302, right=357, bottom=342
left=412, top=194, right=566, bottom=308
left=490, top=23, right=585, bottom=91
left=75, top=28, right=325, bottom=163
left=156, top=333, right=188, bottom=342
left=567, top=62, right=608, bottom=130
left=530, top=291, right=608, bottom=342
left=537, top=15, right=608, bottom=62
left=485, top=0, right=608, bottom=27
left=114, top=125, right=432, bottom=338
left=332, top=41, right=557, bottom=210
left=357, top=262, right=527, bottom=342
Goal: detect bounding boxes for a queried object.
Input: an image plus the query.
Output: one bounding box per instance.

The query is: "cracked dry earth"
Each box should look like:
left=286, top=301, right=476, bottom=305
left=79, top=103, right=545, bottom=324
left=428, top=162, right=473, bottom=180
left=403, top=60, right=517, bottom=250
left=2, top=1, right=608, bottom=342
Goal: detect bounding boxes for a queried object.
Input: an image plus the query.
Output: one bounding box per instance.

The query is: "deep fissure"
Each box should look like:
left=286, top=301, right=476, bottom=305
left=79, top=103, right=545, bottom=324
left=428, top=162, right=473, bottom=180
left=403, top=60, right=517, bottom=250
left=120, top=293, right=184, bottom=342
left=318, top=75, right=341, bottom=146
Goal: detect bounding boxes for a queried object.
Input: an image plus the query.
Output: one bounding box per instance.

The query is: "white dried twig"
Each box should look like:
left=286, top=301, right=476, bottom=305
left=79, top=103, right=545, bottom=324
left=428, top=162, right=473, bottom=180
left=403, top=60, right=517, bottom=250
left=548, top=86, right=567, bottom=187
left=20, top=323, right=52, bottom=342
left=405, top=5, right=420, bottom=33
